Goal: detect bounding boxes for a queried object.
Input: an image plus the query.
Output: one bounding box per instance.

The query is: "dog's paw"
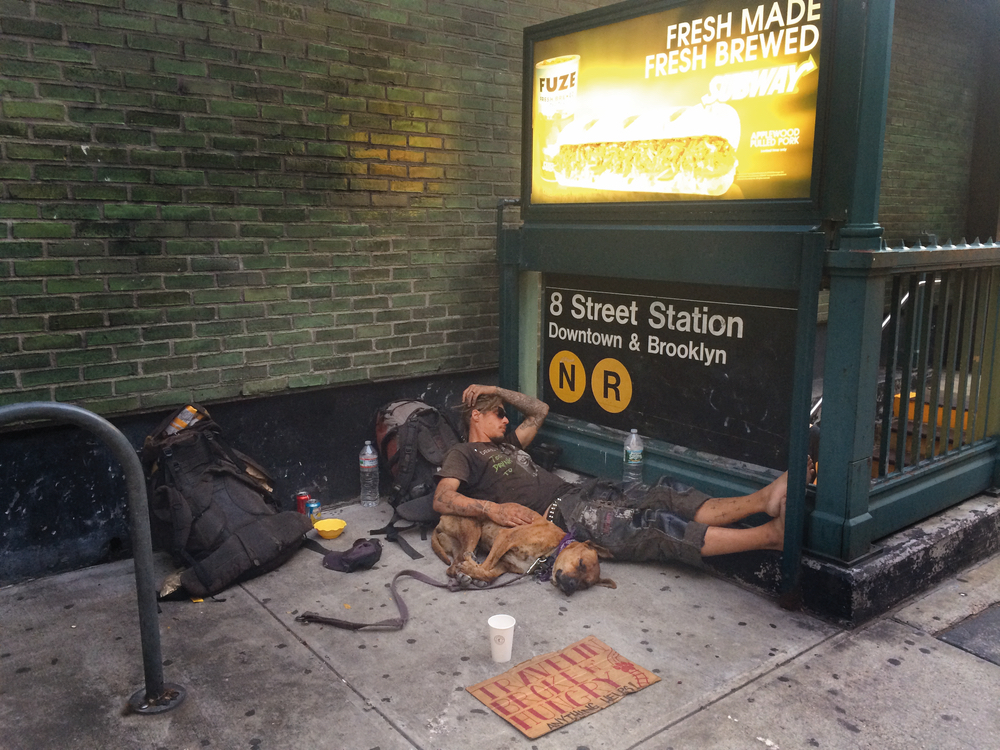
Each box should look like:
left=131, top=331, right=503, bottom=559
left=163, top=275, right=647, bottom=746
left=454, top=572, right=474, bottom=589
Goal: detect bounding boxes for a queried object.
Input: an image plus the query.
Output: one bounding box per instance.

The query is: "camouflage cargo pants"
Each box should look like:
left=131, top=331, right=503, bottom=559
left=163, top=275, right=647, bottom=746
left=557, top=477, right=710, bottom=567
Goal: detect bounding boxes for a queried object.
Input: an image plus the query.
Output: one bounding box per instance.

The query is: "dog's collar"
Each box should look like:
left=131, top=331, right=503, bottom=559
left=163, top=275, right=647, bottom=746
left=529, top=530, right=576, bottom=582
left=545, top=496, right=563, bottom=523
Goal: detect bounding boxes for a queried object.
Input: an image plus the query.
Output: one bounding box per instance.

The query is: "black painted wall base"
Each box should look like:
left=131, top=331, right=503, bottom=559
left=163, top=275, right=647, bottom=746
left=0, top=370, right=492, bottom=587
left=705, top=492, right=1000, bottom=627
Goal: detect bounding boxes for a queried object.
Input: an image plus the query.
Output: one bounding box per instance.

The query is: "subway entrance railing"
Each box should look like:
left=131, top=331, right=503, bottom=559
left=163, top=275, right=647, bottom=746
left=876, top=259, right=996, bottom=477
left=811, top=239, right=1000, bottom=562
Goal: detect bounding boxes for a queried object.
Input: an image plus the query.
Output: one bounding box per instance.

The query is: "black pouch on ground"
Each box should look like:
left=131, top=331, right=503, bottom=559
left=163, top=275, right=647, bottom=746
left=141, top=404, right=312, bottom=598
left=322, top=538, right=383, bottom=572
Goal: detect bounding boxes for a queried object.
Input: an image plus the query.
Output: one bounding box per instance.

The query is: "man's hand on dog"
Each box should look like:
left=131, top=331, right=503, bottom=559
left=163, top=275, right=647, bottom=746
left=487, top=502, right=540, bottom=527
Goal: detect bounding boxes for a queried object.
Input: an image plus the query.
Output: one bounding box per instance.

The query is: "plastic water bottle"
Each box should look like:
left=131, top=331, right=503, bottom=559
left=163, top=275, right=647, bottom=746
left=359, top=441, right=380, bottom=507
left=623, top=429, right=644, bottom=485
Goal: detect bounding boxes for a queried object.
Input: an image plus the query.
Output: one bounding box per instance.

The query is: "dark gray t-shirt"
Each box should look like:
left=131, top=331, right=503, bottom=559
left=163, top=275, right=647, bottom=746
left=437, top=433, right=572, bottom=515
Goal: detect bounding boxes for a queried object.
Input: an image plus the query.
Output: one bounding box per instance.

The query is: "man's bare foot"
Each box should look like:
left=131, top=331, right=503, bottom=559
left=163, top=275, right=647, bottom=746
left=765, top=457, right=815, bottom=518
left=770, top=491, right=786, bottom=550
left=764, top=472, right=787, bottom=518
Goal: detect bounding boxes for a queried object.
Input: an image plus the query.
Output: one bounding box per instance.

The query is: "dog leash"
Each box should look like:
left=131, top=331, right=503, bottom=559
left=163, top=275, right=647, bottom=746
left=295, top=568, right=532, bottom=631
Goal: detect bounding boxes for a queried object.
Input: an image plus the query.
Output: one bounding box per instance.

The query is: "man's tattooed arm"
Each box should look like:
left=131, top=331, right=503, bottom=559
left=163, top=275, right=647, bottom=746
left=495, top=387, right=549, bottom=440
left=433, top=477, right=540, bottom=527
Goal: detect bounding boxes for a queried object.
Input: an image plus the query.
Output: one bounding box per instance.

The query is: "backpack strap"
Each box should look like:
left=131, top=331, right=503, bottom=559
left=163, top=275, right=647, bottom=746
left=436, top=406, right=466, bottom=449
left=369, top=510, right=424, bottom=560
left=295, top=568, right=530, bottom=631
left=413, top=413, right=458, bottom=465
left=296, top=569, right=424, bottom=630
left=387, top=417, right=423, bottom=505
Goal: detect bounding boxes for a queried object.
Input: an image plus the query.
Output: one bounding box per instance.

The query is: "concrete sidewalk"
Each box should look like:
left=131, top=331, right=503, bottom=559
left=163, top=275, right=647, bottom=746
left=4, top=499, right=1000, bottom=750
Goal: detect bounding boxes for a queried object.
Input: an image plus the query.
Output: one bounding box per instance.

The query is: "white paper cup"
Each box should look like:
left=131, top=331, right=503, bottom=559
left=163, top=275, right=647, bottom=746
left=488, top=614, right=516, bottom=663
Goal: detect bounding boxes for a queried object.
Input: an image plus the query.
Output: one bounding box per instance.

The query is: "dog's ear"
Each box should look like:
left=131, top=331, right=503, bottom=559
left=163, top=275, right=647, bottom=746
left=586, top=541, right=614, bottom=559
left=595, top=577, right=616, bottom=589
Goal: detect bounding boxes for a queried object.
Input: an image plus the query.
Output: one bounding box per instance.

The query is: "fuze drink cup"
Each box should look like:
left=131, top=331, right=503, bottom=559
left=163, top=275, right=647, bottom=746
left=535, top=55, right=580, bottom=181
left=535, top=54, right=579, bottom=118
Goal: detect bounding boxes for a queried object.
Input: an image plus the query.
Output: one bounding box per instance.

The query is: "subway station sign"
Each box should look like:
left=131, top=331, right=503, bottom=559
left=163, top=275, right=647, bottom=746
left=529, top=0, right=823, bottom=205
left=542, top=274, right=799, bottom=468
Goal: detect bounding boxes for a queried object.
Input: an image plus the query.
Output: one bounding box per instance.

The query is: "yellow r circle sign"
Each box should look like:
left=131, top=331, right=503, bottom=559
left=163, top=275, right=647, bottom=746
left=591, top=358, right=632, bottom=413
left=548, top=350, right=586, bottom=403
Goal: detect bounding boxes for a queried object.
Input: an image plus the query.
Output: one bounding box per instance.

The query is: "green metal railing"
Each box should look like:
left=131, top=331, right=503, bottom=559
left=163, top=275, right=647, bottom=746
left=812, top=240, right=1000, bottom=562
left=875, top=262, right=998, bottom=478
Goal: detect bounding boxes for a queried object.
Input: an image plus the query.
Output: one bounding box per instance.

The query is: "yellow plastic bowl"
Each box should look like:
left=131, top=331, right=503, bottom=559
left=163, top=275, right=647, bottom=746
left=314, top=518, right=346, bottom=539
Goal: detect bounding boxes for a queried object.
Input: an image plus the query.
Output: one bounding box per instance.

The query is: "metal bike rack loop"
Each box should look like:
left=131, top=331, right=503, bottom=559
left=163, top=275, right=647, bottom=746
left=0, top=401, right=185, bottom=714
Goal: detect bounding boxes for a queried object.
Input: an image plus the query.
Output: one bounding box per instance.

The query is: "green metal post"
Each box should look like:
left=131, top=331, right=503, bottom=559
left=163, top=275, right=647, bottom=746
left=780, top=233, right=826, bottom=599
left=975, top=269, right=1000, bottom=444
left=822, top=0, right=895, bottom=239
left=497, top=201, right=521, bottom=393
left=810, top=268, right=886, bottom=560
left=518, top=271, right=542, bottom=398
left=806, top=0, right=894, bottom=562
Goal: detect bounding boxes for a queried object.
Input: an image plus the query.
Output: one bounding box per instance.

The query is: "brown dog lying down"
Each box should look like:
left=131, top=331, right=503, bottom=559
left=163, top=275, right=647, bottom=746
left=431, top=514, right=616, bottom=596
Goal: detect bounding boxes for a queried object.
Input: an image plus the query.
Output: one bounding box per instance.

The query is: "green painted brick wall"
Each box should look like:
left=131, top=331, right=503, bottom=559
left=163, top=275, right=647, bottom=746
left=2, top=0, right=990, bottom=416
left=0, top=0, right=619, bottom=415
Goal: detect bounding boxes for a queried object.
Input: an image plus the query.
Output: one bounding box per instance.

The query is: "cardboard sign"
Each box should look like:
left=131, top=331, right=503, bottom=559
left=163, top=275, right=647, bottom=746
left=466, top=636, right=660, bottom=738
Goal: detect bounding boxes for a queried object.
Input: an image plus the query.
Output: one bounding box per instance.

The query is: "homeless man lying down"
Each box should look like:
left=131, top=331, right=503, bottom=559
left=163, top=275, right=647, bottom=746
left=433, top=384, right=799, bottom=567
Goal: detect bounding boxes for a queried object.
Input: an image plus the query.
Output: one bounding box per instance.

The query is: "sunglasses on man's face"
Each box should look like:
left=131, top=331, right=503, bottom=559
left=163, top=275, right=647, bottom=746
left=493, top=407, right=507, bottom=421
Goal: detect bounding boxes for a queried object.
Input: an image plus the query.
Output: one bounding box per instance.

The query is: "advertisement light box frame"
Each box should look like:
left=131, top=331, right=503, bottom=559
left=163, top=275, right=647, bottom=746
left=521, top=0, right=834, bottom=225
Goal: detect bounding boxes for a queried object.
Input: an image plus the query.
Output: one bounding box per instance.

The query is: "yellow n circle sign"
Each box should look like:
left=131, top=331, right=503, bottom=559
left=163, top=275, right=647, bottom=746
left=548, top=350, right=586, bottom=403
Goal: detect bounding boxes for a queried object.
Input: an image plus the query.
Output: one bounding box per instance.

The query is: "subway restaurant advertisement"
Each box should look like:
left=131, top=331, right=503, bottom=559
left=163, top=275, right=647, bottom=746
left=542, top=274, right=799, bottom=468
left=530, top=0, right=822, bottom=204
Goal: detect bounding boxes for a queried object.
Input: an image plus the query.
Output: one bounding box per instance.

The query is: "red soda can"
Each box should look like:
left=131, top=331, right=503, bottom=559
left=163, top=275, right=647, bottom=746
left=295, top=491, right=310, bottom=514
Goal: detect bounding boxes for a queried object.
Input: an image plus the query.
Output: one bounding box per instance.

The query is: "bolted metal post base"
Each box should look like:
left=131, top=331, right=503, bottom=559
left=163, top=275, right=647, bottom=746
left=128, top=683, right=187, bottom=714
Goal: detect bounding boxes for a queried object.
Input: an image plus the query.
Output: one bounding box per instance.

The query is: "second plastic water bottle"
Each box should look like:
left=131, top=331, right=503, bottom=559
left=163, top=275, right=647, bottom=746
left=623, top=429, right=644, bottom=485
left=359, top=441, right=380, bottom=507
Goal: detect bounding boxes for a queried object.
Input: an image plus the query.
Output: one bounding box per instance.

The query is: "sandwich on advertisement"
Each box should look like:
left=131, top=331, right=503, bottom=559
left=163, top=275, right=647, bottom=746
left=551, top=103, right=741, bottom=196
